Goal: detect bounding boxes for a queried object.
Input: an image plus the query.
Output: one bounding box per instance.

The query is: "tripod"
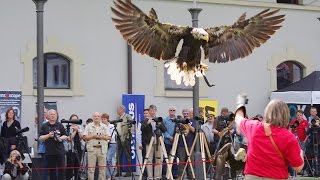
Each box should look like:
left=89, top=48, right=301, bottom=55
left=16, top=133, right=35, bottom=178
left=292, top=129, right=314, bottom=177
left=139, top=129, right=173, bottom=180
left=182, top=125, right=212, bottom=179
left=311, top=126, right=320, bottom=177
left=65, top=124, right=84, bottom=180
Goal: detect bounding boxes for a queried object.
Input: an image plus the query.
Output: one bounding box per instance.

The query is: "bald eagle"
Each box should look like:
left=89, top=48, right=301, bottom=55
left=111, top=0, right=285, bottom=86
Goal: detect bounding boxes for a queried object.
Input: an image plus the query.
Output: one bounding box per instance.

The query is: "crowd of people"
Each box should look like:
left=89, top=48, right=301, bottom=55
left=0, top=100, right=318, bottom=180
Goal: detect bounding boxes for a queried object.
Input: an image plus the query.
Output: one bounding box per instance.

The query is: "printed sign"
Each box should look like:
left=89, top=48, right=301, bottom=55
left=0, top=90, right=22, bottom=123
left=199, top=100, right=218, bottom=121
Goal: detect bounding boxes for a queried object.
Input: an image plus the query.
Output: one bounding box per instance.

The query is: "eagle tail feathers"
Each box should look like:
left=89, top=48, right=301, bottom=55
left=165, top=59, right=208, bottom=86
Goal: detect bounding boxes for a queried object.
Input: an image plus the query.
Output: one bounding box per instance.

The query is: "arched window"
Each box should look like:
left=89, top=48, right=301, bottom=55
left=276, top=61, right=303, bottom=89
left=33, top=53, right=70, bottom=89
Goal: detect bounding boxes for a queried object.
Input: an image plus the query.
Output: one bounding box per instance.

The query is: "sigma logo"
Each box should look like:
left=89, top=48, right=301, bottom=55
left=128, top=103, right=135, bottom=119
left=0, top=93, right=21, bottom=99
left=128, top=102, right=136, bottom=160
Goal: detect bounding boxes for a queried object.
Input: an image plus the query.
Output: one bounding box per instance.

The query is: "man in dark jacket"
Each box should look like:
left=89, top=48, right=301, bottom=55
left=141, top=105, right=167, bottom=180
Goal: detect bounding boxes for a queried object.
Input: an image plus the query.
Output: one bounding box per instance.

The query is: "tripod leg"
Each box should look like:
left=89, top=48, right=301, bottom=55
left=139, top=136, right=155, bottom=180
left=180, top=132, right=197, bottom=179
left=166, top=133, right=179, bottom=179
left=181, top=133, right=195, bottom=179
left=158, top=136, right=174, bottom=180
left=200, top=132, right=207, bottom=178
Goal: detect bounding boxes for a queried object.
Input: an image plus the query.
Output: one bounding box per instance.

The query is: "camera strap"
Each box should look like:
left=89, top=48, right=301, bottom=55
left=263, top=123, right=285, bottom=161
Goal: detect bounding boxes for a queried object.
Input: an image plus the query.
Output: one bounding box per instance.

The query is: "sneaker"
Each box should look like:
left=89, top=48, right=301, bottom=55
left=114, top=172, right=121, bottom=177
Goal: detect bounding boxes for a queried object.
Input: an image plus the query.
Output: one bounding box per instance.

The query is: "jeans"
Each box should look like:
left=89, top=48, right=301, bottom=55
left=106, top=143, right=117, bottom=178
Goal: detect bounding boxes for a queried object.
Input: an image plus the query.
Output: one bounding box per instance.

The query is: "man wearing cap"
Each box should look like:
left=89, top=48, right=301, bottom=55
left=201, top=113, right=215, bottom=154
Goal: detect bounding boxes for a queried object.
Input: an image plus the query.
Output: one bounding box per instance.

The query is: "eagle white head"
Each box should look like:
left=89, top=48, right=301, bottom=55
left=191, top=28, right=209, bottom=42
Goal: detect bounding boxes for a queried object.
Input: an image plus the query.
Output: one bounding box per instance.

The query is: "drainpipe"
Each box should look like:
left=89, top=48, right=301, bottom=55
left=127, top=44, right=133, bottom=94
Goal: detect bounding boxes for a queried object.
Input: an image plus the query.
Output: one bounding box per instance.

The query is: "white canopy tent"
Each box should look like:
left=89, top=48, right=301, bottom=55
left=270, top=71, right=320, bottom=104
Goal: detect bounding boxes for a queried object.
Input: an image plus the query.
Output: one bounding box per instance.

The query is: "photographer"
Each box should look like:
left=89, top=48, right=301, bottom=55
left=177, top=108, right=196, bottom=180
left=162, top=107, right=178, bottom=179
left=64, top=114, right=84, bottom=180
left=39, top=109, right=68, bottom=180
left=2, top=150, right=29, bottom=180
left=213, top=107, right=232, bottom=149
left=115, top=105, right=133, bottom=177
left=141, top=105, right=166, bottom=180
left=289, top=110, right=309, bottom=150
left=305, top=117, right=320, bottom=176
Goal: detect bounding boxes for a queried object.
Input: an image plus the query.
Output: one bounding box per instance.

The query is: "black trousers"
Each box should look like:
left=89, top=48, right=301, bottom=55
left=117, top=138, right=132, bottom=173
left=46, top=154, right=66, bottom=180
left=66, top=151, right=83, bottom=180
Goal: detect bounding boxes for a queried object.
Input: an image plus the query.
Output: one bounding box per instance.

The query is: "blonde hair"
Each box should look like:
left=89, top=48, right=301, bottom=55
left=7, top=150, right=21, bottom=161
left=264, top=100, right=289, bottom=128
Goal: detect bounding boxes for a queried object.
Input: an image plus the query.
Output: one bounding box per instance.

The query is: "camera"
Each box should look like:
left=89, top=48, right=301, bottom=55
left=194, top=115, right=204, bottom=124
left=16, top=155, right=21, bottom=161
left=15, top=127, right=29, bottom=136
left=109, top=119, right=123, bottom=124
left=153, top=117, right=163, bottom=123
left=53, top=130, right=63, bottom=142
left=61, top=119, right=82, bottom=125
left=290, top=121, right=300, bottom=129
left=172, top=118, right=190, bottom=124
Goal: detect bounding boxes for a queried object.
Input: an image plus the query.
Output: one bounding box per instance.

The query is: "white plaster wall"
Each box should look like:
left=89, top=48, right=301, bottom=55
left=0, top=0, right=319, bottom=146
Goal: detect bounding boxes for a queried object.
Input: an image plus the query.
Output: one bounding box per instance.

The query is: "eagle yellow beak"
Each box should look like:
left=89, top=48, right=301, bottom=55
left=203, top=35, right=209, bottom=42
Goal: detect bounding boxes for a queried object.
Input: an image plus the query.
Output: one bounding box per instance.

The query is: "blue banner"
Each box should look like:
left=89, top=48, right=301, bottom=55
left=122, top=94, right=145, bottom=172
left=0, top=90, right=22, bottom=123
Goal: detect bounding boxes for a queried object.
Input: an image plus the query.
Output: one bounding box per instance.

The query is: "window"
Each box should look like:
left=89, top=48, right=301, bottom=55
left=276, top=61, right=303, bottom=89
left=33, top=53, right=70, bottom=89
left=277, top=0, right=299, bottom=4
left=164, top=66, right=192, bottom=90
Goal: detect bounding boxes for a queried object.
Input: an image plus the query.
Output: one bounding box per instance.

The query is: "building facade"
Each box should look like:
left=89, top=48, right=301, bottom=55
left=0, top=0, right=319, bottom=146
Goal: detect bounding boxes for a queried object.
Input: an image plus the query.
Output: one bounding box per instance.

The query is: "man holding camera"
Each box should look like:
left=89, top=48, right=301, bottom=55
left=289, top=110, right=308, bottom=149
left=162, top=107, right=178, bottom=179
left=39, top=109, right=68, bottom=180
left=177, top=108, right=196, bottom=180
left=83, top=112, right=111, bottom=180
left=141, top=105, right=166, bottom=180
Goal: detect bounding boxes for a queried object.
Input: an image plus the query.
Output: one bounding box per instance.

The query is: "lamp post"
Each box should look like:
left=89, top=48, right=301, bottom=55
left=32, top=0, right=47, bottom=136
left=189, top=1, right=205, bottom=179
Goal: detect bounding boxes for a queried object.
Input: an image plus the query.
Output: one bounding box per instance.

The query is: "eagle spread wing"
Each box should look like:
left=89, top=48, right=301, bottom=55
left=111, top=0, right=285, bottom=86
left=111, top=0, right=189, bottom=61
left=205, top=9, right=285, bottom=63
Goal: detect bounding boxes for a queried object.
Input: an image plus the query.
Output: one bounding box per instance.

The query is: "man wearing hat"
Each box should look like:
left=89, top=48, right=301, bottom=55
left=201, top=113, right=215, bottom=154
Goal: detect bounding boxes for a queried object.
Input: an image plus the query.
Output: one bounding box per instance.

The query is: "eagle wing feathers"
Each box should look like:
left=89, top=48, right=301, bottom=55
left=111, top=0, right=189, bottom=60
left=205, top=9, right=285, bottom=63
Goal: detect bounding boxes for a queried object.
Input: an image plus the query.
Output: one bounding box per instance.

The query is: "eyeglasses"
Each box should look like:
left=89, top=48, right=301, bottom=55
left=169, top=109, right=176, bottom=112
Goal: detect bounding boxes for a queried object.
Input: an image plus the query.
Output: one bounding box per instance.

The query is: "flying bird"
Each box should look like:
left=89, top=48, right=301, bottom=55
left=111, top=0, right=285, bottom=86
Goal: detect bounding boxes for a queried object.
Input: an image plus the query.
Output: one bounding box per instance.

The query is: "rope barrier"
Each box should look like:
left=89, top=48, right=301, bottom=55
left=25, top=159, right=214, bottom=171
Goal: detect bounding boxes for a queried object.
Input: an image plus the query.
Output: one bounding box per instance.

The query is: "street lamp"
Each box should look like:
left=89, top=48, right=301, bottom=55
left=189, top=0, right=205, bottom=179
left=32, top=0, right=47, bottom=135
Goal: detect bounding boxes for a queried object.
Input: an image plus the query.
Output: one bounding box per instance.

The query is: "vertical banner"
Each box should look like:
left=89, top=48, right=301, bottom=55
left=122, top=94, right=145, bottom=172
left=0, top=90, right=22, bottom=123
left=199, top=100, right=218, bottom=121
